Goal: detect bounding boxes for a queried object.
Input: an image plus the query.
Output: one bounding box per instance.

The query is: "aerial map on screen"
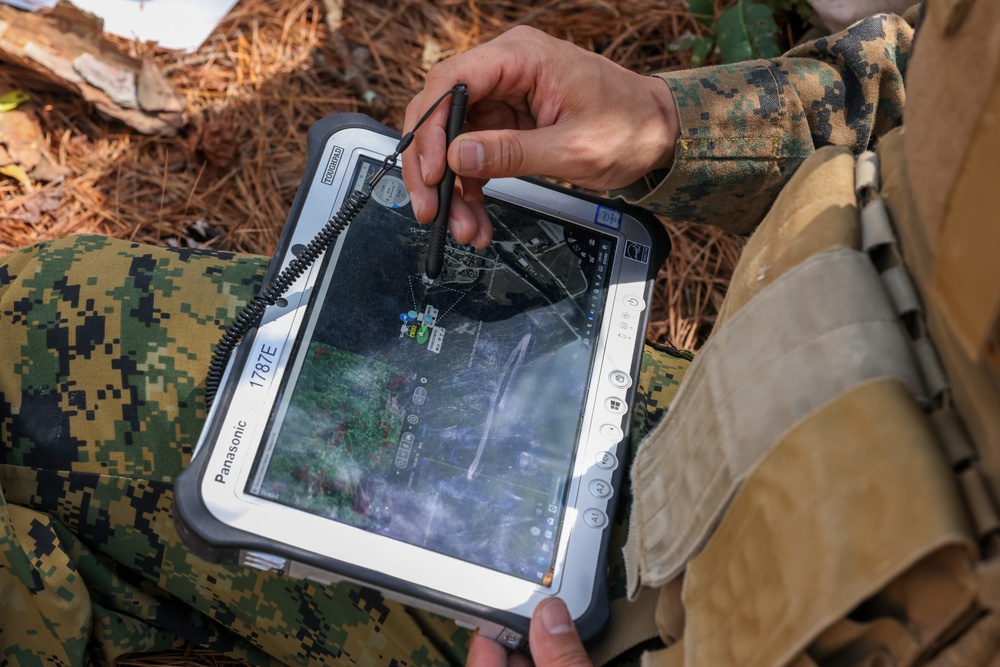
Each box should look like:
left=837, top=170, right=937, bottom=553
left=247, top=157, right=616, bottom=584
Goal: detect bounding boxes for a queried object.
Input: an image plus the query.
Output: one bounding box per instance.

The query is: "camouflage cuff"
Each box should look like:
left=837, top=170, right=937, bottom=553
left=612, top=66, right=814, bottom=235
left=613, top=12, right=915, bottom=234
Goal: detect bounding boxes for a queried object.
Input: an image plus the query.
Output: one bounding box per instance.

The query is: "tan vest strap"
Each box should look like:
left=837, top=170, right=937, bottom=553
left=626, top=250, right=927, bottom=594
left=681, top=379, right=975, bottom=667
left=713, top=147, right=858, bottom=329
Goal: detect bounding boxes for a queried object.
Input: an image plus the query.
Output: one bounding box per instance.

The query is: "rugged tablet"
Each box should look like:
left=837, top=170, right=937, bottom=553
left=175, top=114, right=669, bottom=650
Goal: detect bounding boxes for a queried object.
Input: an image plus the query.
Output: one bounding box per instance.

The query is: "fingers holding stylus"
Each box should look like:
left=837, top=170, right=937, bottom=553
left=445, top=181, right=493, bottom=248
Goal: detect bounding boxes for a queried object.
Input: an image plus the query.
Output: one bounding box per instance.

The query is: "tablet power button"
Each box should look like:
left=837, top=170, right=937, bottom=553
left=622, top=295, right=645, bottom=310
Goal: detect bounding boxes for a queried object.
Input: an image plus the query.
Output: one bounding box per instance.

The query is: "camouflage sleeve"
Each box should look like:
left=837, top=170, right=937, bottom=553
left=612, top=12, right=914, bottom=234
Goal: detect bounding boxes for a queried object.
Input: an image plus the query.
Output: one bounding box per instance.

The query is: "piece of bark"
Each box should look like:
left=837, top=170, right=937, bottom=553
left=0, top=2, right=185, bottom=135
left=74, top=52, right=139, bottom=108
left=137, top=58, right=184, bottom=113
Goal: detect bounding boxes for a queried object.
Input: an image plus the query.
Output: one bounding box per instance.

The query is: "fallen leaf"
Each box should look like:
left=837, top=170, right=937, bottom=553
left=30, top=151, right=70, bottom=182
left=0, top=163, right=32, bottom=188
left=14, top=187, right=64, bottom=224
left=422, top=36, right=442, bottom=71
left=0, top=90, right=29, bottom=112
left=0, top=110, right=42, bottom=171
left=187, top=118, right=238, bottom=168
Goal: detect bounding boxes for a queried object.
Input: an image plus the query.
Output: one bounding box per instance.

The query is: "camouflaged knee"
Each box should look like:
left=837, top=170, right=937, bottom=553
left=0, top=235, right=689, bottom=666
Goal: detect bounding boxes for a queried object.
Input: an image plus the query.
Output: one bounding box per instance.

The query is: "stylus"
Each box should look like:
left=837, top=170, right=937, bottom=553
left=424, top=83, right=469, bottom=282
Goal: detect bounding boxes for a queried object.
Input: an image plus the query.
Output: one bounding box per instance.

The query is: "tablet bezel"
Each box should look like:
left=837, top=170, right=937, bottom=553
left=176, top=114, right=668, bottom=646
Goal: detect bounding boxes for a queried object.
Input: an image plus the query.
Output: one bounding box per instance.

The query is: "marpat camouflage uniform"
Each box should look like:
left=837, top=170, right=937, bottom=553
left=0, top=234, right=689, bottom=665
left=614, top=12, right=914, bottom=234
left=0, top=10, right=915, bottom=667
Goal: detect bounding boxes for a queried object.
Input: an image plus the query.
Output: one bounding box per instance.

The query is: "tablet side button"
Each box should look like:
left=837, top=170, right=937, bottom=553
left=596, top=451, right=618, bottom=471
left=599, top=424, right=623, bottom=442
left=588, top=479, right=612, bottom=499
left=621, top=295, right=645, bottom=310
left=608, top=370, right=631, bottom=389
left=605, top=397, right=627, bottom=415
left=584, top=508, right=608, bottom=528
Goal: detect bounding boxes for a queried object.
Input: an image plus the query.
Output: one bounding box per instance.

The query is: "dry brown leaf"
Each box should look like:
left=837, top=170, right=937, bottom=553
left=0, top=0, right=749, bottom=353
left=30, top=151, right=70, bottom=183
left=0, top=109, right=41, bottom=171
left=421, top=35, right=442, bottom=70
left=12, top=187, right=63, bottom=223
left=187, top=118, right=238, bottom=169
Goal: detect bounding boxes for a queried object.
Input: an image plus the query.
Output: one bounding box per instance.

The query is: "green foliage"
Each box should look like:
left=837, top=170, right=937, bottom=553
left=0, top=90, right=29, bottom=112
left=675, top=0, right=810, bottom=67
left=669, top=32, right=715, bottom=67
left=716, top=1, right=782, bottom=63
left=688, top=0, right=715, bottom=26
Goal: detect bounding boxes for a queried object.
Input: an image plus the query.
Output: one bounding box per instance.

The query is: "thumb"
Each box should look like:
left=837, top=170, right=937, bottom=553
left=450, top=126, right=572, bottom=181
left=528, top=599, right=593, bottom=667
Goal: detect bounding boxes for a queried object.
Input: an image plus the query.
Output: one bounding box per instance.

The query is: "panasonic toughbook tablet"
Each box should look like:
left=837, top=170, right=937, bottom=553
left=175, top=113, right=669, bottom=649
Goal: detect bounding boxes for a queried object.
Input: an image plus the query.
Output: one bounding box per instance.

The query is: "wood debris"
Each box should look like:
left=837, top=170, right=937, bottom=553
left=0, top=0, right=748, bottom=352
left=0, top=2, right=185, bottom=135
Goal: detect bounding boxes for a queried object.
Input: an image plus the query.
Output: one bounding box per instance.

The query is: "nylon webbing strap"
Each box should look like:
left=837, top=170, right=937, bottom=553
left=626, top=248, right=928, bottom=594
left=681, top=379, right=974, bottom=667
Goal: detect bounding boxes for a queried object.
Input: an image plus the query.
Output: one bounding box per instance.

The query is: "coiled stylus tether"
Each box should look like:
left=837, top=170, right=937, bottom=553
left=205, top=84, right=469, bottom=407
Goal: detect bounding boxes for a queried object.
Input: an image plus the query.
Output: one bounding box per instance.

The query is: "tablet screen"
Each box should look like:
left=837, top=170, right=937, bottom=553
left=247, top=157, right=616, bottom=585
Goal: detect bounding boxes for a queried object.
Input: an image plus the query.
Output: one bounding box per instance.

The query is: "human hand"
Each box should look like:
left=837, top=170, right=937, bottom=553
left=466, top=598, right=593, bottom=667
left=402, top=25, right=679, bottom=249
